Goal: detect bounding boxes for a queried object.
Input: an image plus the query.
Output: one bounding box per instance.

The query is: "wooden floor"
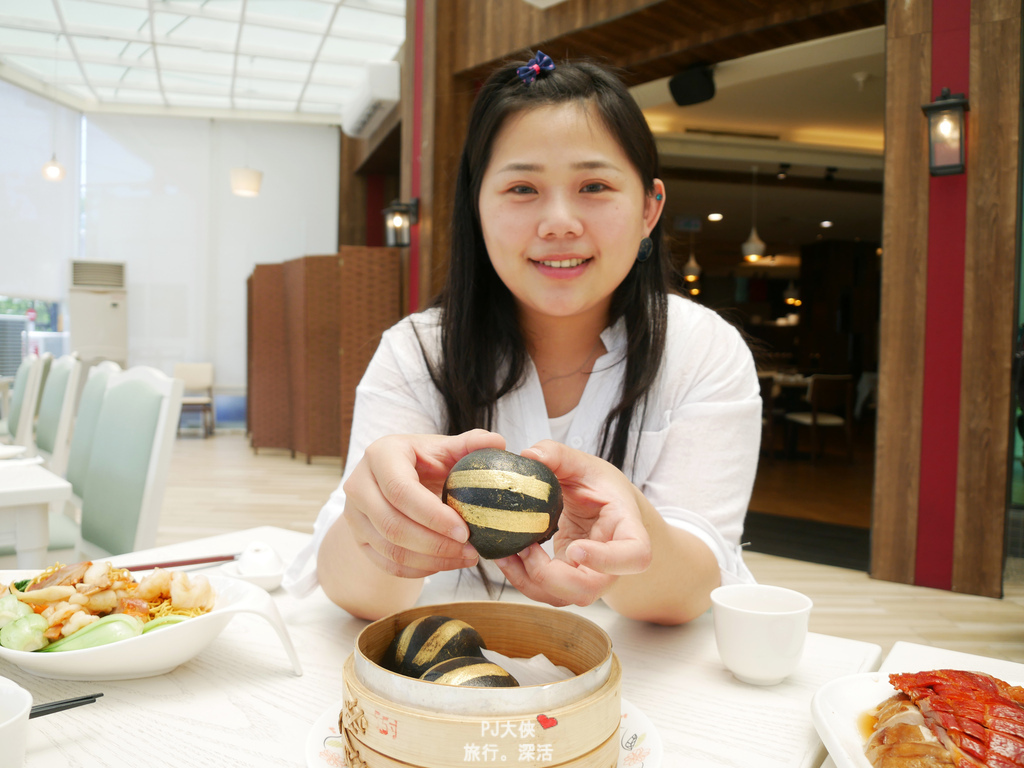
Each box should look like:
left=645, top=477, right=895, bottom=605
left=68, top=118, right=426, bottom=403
left=45, top=431, right=1024, bottom=665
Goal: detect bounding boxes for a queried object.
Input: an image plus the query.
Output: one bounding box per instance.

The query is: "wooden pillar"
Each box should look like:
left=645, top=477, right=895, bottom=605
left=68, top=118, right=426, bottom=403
left=871, top=0, right=1020, bottom=597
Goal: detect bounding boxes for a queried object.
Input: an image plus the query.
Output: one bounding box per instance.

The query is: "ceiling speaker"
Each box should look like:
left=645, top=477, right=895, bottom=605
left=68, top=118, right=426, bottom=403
left=669, top=65, right=715, bottom=107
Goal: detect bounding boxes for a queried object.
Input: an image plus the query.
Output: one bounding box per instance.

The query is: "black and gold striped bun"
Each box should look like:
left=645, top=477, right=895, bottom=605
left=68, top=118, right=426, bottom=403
left=381, top=615, right=487, bottom=679
left=442, top=448, right=562, bottom=560
left=420, top=656, right=520, bottom=687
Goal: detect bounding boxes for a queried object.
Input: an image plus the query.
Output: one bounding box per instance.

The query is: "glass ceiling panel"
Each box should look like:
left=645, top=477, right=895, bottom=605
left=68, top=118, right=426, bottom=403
left=0, top=0, right=58, bottom=24
left=319, top=37, right=396, bottom=63
left=248, top=0, right=334, bottom=25
left=71, top=36, right=133, bottom=57
left=240, top=24, right=323, bottom=56
left=0, top=0, right=405, bottom=122
left=59, top=0, right=149, bottom=31
left=167, top=16, right=238, bottom=46
left=333, top=6, right=404, bottom=39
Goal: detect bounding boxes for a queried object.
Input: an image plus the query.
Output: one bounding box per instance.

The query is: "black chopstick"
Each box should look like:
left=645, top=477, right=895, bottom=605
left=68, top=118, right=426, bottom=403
left=119, top=554, right=240, bottom=572
left=29, top=693, right=103, bottom=719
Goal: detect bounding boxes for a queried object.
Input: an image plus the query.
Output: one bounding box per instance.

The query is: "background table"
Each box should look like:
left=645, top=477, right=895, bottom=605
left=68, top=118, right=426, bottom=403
left=2, top=526, right=881, bottom=768
left=0, top=464, right=70, bottom=568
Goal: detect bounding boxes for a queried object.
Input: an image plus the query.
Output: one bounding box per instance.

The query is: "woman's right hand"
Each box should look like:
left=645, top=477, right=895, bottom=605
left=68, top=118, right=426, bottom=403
left=342, top=429, right=506, bottom=578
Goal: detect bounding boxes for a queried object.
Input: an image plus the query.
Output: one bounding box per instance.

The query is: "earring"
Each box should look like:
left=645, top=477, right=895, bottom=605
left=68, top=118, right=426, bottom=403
left=655, top=193, right=663, bottom=201
left=637, top=236, right=653, bottom=263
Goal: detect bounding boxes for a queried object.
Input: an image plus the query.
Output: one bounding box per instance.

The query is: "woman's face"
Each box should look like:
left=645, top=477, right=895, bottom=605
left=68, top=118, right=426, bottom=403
left=477, top=101, right=665, bottom=328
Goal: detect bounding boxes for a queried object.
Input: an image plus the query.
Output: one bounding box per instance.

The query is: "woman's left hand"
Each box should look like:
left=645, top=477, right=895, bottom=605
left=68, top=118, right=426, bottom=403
left=492, top=440, right=652, bottom=607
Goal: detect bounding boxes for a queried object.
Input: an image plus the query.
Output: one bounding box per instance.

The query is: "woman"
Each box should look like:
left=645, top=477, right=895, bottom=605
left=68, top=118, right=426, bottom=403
left=284, top=53, right=761, bottom=625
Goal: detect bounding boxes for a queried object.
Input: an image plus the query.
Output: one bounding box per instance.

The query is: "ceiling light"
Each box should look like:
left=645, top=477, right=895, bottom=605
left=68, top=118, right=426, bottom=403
left=784, top=281, right=800, bottom=305
left=741, top=165, right=765, bottom=262
left=42, top=156, right=66, bottom=181
left=707, top=213, right=723, bottom=222
left=777, top=163, right=790, bottom=180
left=683, top=232, right=702, bottom=283
left=230, top=167, right=263, bottom=197
left=820, top=220, right=834, bottom=228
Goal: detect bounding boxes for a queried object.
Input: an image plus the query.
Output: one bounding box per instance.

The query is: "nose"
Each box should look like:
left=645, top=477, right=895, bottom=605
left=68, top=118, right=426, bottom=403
left=537, top=192, right=583, bottom=239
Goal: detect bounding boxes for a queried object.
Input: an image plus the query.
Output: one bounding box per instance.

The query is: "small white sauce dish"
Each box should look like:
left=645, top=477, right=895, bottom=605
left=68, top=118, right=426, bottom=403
left=220, top=542, right=284, bottom=591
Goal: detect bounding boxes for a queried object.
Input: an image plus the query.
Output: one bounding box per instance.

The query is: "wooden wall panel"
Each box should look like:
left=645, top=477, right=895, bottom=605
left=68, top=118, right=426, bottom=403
left=870, top=14, right=931, bottom=585
left=249, top=264, right=292, bottom=452
left=338, top=247, right=404, bottom=460
left=284, top=256, right=342, bottom=462
left=953, top=11, right=1020, bottom=596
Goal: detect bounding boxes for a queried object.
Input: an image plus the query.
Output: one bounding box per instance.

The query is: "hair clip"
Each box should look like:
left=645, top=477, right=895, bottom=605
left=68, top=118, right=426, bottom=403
left=517, top=51, right=555, bottom=85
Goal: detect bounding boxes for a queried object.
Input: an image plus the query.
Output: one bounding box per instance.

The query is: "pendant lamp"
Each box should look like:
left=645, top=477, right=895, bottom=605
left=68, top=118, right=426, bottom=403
left=42, top=34, right=65, bottom=182
left=741, top=165, right=765, bottom=262
left=682, top=231, right=702, bottom=283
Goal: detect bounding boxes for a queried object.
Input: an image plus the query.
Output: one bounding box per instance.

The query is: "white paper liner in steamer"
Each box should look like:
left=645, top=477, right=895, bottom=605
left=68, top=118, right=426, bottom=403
left=352, top=645, right=613, bottom=716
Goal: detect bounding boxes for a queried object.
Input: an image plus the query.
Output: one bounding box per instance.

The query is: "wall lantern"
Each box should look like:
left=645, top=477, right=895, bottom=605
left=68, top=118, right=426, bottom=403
left=921, top=87, right=969, bottom=176
left=383, top=198, right=418, bottom=247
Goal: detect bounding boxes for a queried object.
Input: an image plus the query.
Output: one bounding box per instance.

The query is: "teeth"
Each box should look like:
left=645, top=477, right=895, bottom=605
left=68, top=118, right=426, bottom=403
left=539, top=258, right=585, bottom=268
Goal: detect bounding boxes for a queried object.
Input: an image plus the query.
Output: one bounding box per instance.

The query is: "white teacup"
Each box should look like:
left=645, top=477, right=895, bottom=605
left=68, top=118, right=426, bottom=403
left=0, top=677, right=32, bottom=768
left=711, top=583, right=812, bottom=686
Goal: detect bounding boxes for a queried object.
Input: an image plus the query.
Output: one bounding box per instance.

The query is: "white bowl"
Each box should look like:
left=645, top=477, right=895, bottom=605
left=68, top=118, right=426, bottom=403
left=0, top=573, right=302, bottom=681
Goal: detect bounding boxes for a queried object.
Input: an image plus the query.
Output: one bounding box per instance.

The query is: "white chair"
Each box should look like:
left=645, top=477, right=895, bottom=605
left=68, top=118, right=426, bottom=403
left=33, top=353, right=82, bottom=477
left=0, top=364, right=183, bottom=561
left=0, top=353, right=51, bottom=454
left=173, top=362, right=215, bottom=437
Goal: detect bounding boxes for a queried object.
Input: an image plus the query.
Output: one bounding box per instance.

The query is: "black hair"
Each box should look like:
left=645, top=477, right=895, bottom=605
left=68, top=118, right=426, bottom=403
left=429, top=54, right=669, bottom=471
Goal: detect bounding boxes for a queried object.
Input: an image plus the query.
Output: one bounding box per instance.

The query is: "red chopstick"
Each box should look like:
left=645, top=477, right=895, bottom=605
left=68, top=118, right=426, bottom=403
left=120, top=554, right=240, bottom=571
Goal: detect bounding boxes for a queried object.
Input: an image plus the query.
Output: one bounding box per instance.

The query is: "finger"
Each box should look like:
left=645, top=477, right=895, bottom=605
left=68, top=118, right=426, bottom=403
left=498, top=545, right=610, bottom=607
left=521, top=440, right=593, bottom=486
left=413, top=429, right=508, bottom=482
left=564, top=537, right=651, bottom=576
left=493, top=548, right=572, bottom=608
left=348, top=509, right=478, bottom=575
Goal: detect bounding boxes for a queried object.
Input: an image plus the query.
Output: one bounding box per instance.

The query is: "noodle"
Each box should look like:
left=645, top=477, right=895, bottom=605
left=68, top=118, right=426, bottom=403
left=147, top=599, right=208, bottom=620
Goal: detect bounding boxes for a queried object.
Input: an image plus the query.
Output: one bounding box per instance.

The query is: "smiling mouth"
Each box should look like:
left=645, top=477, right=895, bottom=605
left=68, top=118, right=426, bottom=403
left=535, top=257, right=590, bottom=268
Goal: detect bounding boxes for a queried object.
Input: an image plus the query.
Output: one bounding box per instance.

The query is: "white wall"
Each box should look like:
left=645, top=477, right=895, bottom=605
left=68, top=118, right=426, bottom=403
left=0, top=76, right=340, bottom=392
left=82, top=115, right=340, bottom=391
left=0, top=79, right=80, bottom=301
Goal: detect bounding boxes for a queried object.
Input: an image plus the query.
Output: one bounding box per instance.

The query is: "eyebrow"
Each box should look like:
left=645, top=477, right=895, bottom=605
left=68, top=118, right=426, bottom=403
left=494, top=160, right=622, bottom=174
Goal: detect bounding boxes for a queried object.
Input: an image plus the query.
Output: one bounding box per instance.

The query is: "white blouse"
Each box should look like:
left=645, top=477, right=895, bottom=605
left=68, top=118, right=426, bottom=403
left=284, top=293, right=762, bottom=597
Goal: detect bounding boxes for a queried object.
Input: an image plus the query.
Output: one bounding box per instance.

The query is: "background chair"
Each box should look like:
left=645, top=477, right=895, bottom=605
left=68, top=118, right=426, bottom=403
left=0, top=353, right=51, bottom=454
left=33, top=353, right=82, bottom=477
left=174, top=362, right=215, bottom=438
left=0, top=363, right=182, bottom=561
left=75, top=365, right=184, bottom=558
left=783, top=374, right=854, bottom=462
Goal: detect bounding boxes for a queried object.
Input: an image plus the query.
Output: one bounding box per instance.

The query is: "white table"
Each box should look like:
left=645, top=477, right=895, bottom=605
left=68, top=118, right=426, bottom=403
left=2, top=526, right=882, bottom=768
left=0, top=464, right=71, bottom=568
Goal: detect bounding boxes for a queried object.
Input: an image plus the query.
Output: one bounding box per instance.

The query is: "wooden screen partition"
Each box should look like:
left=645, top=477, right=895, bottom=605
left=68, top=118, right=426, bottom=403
left=249, top=263, right=292, bottom=452
left=339, top=246, right=403, bottom=462
left=283, top=255, right=343, bottom=463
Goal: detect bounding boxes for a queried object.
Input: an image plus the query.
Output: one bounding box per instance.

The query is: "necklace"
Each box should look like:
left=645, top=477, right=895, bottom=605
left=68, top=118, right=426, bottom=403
left=539, top=337, right=603, bottom=386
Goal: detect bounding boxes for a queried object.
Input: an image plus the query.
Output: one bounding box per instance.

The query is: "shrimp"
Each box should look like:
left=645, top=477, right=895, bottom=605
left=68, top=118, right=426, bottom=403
left=170, top=572, right=215, bottom=612
left=135, top=569, right=172, bottom=601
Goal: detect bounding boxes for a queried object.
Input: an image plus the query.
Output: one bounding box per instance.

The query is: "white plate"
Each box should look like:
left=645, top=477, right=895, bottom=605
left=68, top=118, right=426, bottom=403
left=812, top=668, right=1024, bottom=768
left=305, top=696, right=662, bottom=767
left=0, top=445, right=26, bottom=460
left=0, top=572, right=302, bottom=681
left=810, top=671, right=891, bottom=768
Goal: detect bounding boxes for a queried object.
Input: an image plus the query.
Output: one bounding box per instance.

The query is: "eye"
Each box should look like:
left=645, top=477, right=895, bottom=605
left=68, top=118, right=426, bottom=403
left=508, top=184, right=537, bottom=195
left=581, top=182, right=609, bottom=193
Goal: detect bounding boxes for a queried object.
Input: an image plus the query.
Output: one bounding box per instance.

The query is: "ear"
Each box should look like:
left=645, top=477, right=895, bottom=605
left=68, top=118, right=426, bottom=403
left=642, top=179, right=666, bottom=235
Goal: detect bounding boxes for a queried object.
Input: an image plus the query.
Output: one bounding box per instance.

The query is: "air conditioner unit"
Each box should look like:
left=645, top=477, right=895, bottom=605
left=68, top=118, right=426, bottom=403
left=68, top=260, right=128, bottom=367
left=341, top=61, right=400, bottom=140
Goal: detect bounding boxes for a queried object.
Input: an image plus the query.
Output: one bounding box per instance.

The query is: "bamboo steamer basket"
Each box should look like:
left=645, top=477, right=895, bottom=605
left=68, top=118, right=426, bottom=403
left=340, top=601, right=621, bottom=768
